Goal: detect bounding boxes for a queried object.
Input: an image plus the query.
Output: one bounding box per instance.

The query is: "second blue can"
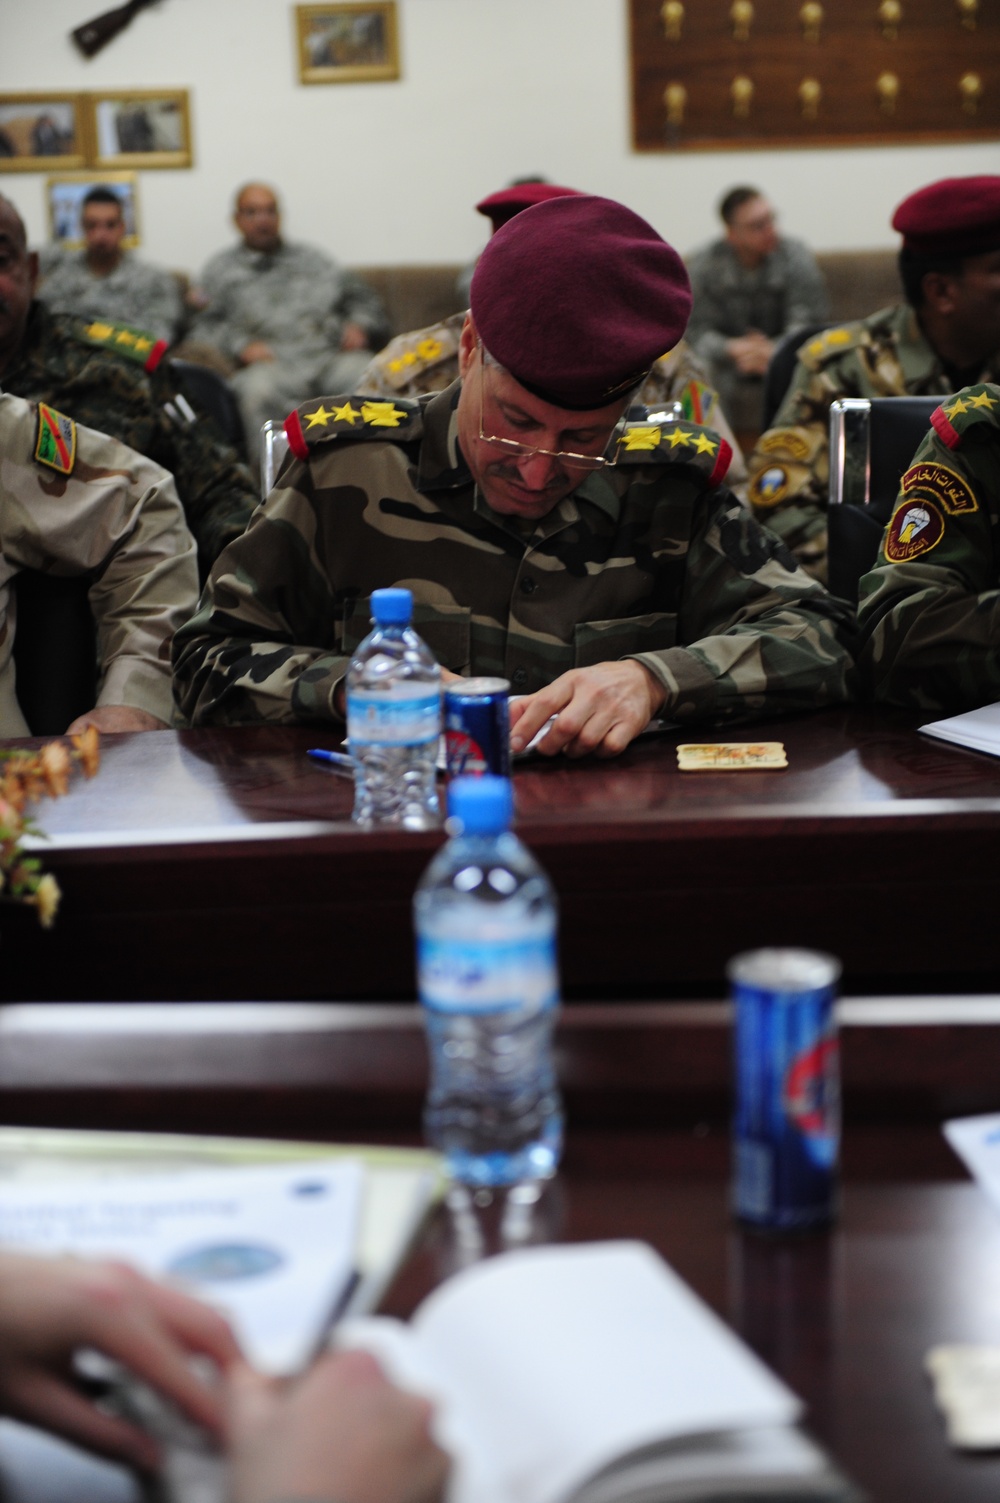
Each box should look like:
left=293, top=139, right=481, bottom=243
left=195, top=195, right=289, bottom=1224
left=729, top=948, right=841, bottom=1231
left=444, top=678, right=511, bottom=778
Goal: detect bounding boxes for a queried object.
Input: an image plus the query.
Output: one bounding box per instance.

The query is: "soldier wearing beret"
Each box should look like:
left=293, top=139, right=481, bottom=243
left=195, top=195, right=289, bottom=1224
left=857, top=381, right=1000, bottom=712
left=173, top=196, right=855, bottom=757
left=0, top=391, right=198, bottom=738
left=747, top=175, right=1000, bottom=581
left=0, top=194, right=255, bottom=573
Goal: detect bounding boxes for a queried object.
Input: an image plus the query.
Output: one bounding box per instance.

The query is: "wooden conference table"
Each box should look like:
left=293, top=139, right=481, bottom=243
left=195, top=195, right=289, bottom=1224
left=5, top=705, right=1000, bottom=1002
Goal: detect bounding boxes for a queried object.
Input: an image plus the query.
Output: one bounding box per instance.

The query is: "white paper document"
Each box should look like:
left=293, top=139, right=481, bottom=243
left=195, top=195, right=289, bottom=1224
left=920, top=701, right=1000, bottom=759
left=0, top=1158, right=363, bottom=1373
left=943, top=1113, right=1000, bottom=1215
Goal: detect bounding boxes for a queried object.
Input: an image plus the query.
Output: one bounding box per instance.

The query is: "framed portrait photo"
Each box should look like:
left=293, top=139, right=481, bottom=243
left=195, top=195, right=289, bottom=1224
left=85, top=89, right=192, bottom=169
left=46, top=172, right=140, bottom=251
left=296, top=3, right=400, bottom=85
left=0, top=93, right=87, bottom=173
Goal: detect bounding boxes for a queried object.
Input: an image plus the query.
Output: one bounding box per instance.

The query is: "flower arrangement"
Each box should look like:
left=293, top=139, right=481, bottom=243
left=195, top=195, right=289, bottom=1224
left=0, top=727, right=100, bottom=928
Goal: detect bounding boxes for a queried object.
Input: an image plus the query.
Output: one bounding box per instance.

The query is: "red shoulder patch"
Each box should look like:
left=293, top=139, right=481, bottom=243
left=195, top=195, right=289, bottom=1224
left=284, top=409, right=308, bottom=462
left=930, top=405, right=960, bottom=450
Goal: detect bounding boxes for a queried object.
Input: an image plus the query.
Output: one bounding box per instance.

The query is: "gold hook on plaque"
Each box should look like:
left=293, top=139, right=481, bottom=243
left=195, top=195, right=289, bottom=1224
left=956, top=0, right=978, bottom=29
left=800, top=2, right=823, bottom=42
left=876, top=71, right=899, bottom=114
left=877, top=0, right=902, bottom=39
left=959, top=72, right=982, bottom=114
left=661, top=1, right=684, bottom=41
left=731, top=75, right=754, bottom=117
left=730, top=1, right=754, bottom=42
left=798, top=77, right=822, bottom=119
left=664, top=81, right=687, bottom=126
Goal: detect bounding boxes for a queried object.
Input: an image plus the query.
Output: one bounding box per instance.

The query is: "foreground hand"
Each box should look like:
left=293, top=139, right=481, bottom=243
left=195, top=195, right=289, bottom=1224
left=227, top=1349, right=449, bottom=1503
left=239, top=341, right=276, bottom=365
left=340, top=322, right=370, bottom=352
left=66, top=706, right=169, bottom=735
left=727, top=331, right=774, bottom=377
left=509, top=660, right=666, bottom=759
left=0, top=1252, right=241, bottom=1470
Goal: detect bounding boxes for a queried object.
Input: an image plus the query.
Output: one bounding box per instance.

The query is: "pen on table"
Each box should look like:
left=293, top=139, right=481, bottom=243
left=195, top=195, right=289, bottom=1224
left=308, top=747, right=355, bottom=777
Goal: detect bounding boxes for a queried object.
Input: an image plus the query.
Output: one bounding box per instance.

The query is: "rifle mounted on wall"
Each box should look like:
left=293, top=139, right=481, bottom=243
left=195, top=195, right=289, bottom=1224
left=72, top=0, right=160, bottom=59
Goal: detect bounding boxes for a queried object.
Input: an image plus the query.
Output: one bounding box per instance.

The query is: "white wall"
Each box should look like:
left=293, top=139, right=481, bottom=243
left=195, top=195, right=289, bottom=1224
left=2, top=0, right=998, bottom=275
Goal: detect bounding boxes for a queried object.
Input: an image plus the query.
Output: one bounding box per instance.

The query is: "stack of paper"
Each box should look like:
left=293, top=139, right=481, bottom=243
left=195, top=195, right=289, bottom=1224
left=920, top=701, right=1000, bottom=758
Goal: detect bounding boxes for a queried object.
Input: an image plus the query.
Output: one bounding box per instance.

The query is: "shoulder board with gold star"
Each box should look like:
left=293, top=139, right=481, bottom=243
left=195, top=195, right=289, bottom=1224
left=797, top=323, right=866, bottom=372
left=615, top=419, right=732, bottom=487
left=73, top=317, right=167, bottom=374
left=34, top=401, right=76, bottom=476
left=285, top=396, right=422, bottom=461
left=929, top=383, right=1000, bottom=451
left=377, top=321, right=461, bottom=393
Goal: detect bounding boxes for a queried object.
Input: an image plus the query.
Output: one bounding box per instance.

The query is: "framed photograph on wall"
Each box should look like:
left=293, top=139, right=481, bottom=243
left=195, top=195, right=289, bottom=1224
left=85, top=89, right=192, bottom=169
left=296, top=3, right=400, bottom=84
left=46, top=172, right=140, bottom=251
left=0, top=93, right=87, bottom=172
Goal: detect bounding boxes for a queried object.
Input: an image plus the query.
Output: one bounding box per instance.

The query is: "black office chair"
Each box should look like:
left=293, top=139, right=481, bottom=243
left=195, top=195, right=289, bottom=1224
left=760, top=324, right=831, bottom=430
left=826, top=394, right=944, bottom=602
left=11, top=570, right=98, bottom=735
left=168, top=358, right=246, bottom=458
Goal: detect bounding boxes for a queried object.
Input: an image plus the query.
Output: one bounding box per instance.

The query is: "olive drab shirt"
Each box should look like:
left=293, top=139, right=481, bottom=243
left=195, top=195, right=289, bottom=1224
left=3, top=302, right=256, bottom=570
left=172, top=382, right=855, bottom=730
left=356, top=314, right=749, bottom=486
left=0, top=391, right=199, bottom=737
left=746, top=303, right=1000, bottom=576
left=857, top=382, right=1000, bottom=712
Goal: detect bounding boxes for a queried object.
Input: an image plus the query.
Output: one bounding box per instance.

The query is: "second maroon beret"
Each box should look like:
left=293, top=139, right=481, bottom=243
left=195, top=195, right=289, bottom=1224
left=892, top=175, right=1000, bottom=258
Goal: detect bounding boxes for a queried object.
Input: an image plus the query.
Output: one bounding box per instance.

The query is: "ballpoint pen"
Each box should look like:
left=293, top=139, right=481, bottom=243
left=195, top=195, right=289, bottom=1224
left=307, top=747, right=355, bottom=777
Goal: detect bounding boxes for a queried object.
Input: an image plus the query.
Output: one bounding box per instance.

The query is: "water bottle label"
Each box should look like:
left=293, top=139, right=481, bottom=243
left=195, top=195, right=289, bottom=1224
left=418, top=932, right=558, bottom=1015
left=348, top=690, right=441, bottom=748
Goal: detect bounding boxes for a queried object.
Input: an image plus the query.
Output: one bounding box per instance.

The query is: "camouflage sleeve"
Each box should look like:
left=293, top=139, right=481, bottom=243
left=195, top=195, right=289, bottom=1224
left=189, top=255, right=248, bottom=364
left=336, top=270, right=391, bottom=349
left=171, top=459, right=347, bottom=727
left=139, top=267, right=184, bottom=346
left=628, top=487, right=857, bottom=724
left=856, top=388, right=1000, bottom=712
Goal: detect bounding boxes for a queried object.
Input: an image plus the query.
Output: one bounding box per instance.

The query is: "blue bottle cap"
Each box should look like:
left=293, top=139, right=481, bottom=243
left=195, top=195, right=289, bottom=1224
left=370, top=588, right=413, bottom=626
left=448, top=775, right=513, bottom=834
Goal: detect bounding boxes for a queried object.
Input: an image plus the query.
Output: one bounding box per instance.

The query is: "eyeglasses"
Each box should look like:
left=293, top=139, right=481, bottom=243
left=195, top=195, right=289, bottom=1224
left=477, top=342, right=625, bottom=471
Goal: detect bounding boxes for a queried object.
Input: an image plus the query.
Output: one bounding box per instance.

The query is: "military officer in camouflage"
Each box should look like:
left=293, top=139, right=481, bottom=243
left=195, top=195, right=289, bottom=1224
left=857, top=382, right=1000, bottom=712
left=0, top=391, right=198, bottom=738
left=173, top=196, right=855, bottom=757
left=747, top=176, right=1000, bottom=581
left=0, top=194, right=255, bottom=573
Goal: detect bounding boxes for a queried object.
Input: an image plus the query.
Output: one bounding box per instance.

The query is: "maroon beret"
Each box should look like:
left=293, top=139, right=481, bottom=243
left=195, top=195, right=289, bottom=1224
left=475, top=183, right=582, bottom=231
left=892, top=176, right=1000, bottom=257
left=470, top=194, right=691, bottom=410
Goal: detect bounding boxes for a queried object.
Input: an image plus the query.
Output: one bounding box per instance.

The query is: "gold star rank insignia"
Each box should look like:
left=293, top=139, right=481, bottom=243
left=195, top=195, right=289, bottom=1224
left=84, top=321, right=115, bottom=341
left=416, top=338, right=444, bottom=362
left=969, top=390, right=997, bottom=410
left=133, top=336, right=152, bottom=354
left=667, top=427, right=693, bottom=448
left=304, top=405, right=334, bottom=429
left=331, top=401, right=361, bottom=425
left=361, top=401, right=407, bottom=428
left=945, top=397, right=969, bottom=418
left=619, top=427, right=661, bottom=451
left=114, top=329, right=136, bottom=346
left=693, top=433, right=718, bottom=455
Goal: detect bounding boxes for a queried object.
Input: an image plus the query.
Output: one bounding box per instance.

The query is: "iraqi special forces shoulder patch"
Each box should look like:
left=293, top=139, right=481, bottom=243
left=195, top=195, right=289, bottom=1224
left=797, top=324, right=865, bottom=372
left=929, top=384, right=1000, bottom=450
left=285, top=396, right=423, bottom=461
left=34, top=402, right=76, bottom=475
left=615, top=419, right=732, bottom=486
left=882, top=497, right=946, bottom=564
left=74, top=318, right=167, bottom=374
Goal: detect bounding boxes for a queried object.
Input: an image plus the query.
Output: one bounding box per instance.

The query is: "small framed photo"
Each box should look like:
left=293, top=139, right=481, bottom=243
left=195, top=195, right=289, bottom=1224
left=46, top=172, right=140, bottom=251
left=296, top=3, right=400, bottom=85
left=0, top=93, right=88, bottom=173
left=85, top=89, right=192, bottom=169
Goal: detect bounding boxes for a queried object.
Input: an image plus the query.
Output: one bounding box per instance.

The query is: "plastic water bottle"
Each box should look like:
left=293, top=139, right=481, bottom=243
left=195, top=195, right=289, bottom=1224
left=346, top=588, right=441, bottom=829
left=413, top=776, right=563, bottom=1187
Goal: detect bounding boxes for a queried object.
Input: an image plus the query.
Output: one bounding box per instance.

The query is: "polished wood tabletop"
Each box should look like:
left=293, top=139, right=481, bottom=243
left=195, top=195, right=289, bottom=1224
left=4, top=707, right=1000, bottom=1000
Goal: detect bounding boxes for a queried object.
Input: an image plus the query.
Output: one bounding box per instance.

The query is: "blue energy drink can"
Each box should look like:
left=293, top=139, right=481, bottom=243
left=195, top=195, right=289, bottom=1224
left=444, top=678, right=511, bottom=778
left=730, top=948, right=841, bottom=1231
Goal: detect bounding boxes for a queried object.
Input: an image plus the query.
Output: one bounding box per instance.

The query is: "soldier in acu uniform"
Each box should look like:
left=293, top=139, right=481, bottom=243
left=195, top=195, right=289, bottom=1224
left=857, top=382, right=1000, bottom=712
left=173, top=196, right=855, bottom=757
left=747, top=176, right=1000, bottom=581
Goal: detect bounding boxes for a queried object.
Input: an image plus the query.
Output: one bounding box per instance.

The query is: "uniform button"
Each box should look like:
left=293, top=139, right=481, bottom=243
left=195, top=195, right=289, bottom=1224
left=520, top=576, right=537, bottom=595
left=512, top=667, right=528, bottom=688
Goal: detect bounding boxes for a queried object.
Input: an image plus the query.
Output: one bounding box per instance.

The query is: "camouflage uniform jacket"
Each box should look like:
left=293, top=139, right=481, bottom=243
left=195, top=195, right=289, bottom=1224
left=857, top=382, right=1000, bottom=712
left=686, top=236, right=830, bottom=361
left=0, top=391, right=198, bottom=737
left=2, top=302, right=256, bottom=571
left=747, top=302, right=1000, bottom=565
left=355, top=315, right=748, bottom=485
left=172, top=382, right=855, bottom=729
left=37, top=247, right=183, bottom=346
left=190, top=241, right=389, bottom=367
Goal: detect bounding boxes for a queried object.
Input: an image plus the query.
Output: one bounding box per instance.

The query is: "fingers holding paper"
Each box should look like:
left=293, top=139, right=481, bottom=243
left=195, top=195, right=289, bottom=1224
left=509, top=660, right=666, bottom=760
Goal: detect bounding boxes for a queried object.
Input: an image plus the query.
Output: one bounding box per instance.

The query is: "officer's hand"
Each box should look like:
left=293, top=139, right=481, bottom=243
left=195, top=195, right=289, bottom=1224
left=239, top=341, right=276, bottom=365
left=227, top=1350, right=449, bottom=1503
left=66, top=707, right=169, bottom=735
left=509, top=661, right=666, bottom=760
left=340, top=322, right=369, bottom=352
left=0, top=1251, right=240, bottom=1470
